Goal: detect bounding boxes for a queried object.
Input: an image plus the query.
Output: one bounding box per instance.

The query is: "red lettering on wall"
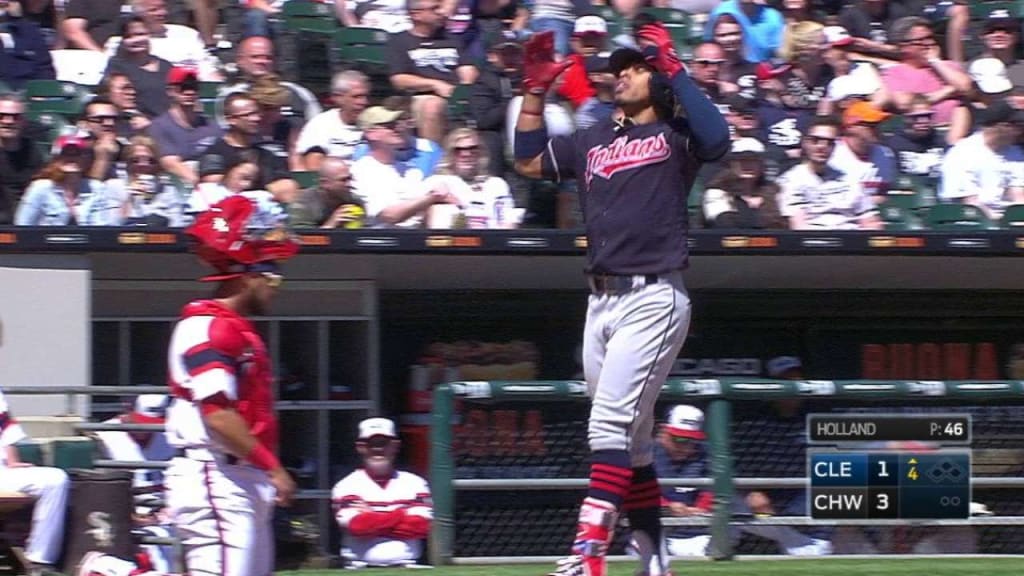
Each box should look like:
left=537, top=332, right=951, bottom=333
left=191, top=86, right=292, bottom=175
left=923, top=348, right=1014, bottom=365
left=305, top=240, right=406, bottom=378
left=453, top=409, right=548, bottom=457
left=859, top=342, right=1002, bottom=379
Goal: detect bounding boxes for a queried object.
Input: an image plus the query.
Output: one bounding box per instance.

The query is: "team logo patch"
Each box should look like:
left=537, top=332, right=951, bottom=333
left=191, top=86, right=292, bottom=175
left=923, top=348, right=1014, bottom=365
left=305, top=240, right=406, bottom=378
left=585, top=134, right=671, bottom=185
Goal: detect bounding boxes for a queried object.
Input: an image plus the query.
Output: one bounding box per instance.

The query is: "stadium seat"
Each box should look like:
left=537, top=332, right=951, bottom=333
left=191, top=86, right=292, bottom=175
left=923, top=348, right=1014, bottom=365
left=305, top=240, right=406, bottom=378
left=26, top=110, right=68, bottom=156
left=642, top=7, right=693, bottom=46
left=24, top=79, right=89, bottom=118
left=879, top=202, right=918, bottom=231
left=14, top=442, right=44, bottom=466
left=1000, top=204, right=1024, bottom=227
left=51, top=437, right=96, bottom=470
left=925, top=203, right=993, bottom=230
left=282, top=0, right=338, bottom=34
left=448, top=84, right=473, bottom=125
left=334, top=27, right=390, bottom=74
left=968, top=1, right=1017, bottom=20
left=292, top=171, right=319, bottom=189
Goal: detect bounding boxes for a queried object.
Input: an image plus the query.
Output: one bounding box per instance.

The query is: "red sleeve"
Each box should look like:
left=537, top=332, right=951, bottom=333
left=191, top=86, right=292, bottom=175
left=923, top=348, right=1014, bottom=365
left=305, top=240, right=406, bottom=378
left=388, top=513, right=431, bottom=540
left=694, top=491, right=713, bottom=512
left=555, top=55, right=595, bottom=108
left=347, top=509, right=405, bottom=537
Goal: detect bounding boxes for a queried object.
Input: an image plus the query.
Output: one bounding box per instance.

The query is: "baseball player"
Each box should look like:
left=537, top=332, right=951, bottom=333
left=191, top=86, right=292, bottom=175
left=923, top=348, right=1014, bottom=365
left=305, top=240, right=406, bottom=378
left=111, top=195, right=295, bottom=576
left=331, top=417, right=432, bottom=568
left=0, top=386, right=70, bottom=576
left=513, top=22, right=729, bottom=576
left=93, top=395, right=176, bottom=572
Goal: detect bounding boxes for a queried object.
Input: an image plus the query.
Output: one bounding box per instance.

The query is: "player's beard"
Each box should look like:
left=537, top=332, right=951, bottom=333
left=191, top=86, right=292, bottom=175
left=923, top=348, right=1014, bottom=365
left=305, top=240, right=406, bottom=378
left=364, top=456, right=394, bottom=478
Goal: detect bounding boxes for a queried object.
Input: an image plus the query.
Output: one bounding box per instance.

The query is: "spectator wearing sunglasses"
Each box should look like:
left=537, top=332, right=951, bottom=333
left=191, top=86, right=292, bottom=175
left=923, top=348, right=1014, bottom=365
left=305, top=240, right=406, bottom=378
left=106, top=135, right=185, bottom=226
left=289, top=157, right=366, bottom=229
left=884, top=94, right=947, bottom=180
left=148, top=66, right=224, bottom=187
left=0, top=92, right=46, bottom=224
left=80, top=97, right=124, bottom=181
left=15, top=135, right=119, bottom=226
left=776, top=21, right=833, bottom=114
left=689, top=41, right=735, bottom=106
left=882, top=16, right=971, bottom=126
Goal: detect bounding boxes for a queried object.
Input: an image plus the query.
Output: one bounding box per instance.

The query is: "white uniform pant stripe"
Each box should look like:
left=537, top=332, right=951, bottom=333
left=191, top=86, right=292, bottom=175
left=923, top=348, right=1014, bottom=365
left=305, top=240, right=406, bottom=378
left=583, top=273, right=692, bottom=467
left=166, top=457, right=275, bottom=576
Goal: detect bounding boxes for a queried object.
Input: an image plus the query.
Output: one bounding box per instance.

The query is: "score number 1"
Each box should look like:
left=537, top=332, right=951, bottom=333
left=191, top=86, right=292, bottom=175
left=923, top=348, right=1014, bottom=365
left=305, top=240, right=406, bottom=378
left=868, top=454, right=900, bottom=518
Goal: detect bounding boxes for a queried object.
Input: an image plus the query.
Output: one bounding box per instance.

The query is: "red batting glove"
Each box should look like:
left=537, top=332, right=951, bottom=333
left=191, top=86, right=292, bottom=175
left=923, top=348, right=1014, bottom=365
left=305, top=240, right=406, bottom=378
left=522, top=31, right=572, bottom=95
left=636, top=23, right=685, bottom=78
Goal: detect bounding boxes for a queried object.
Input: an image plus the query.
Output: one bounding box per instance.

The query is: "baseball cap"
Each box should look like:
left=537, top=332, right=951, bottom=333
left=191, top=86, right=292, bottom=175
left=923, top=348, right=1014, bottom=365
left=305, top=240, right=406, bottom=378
left=755, top=58, right=792, bottom=81
left=969, top=57, right=1013, bottom=95
left=985, top=7, right=1018, bottom=31
left=358, top=417, right=398, bottom=440
left=725, top=94, right=756, bottom=116
left=730, top=136, right=765, bottom=156
left=843, top=101, right=890, bottom=125
left=608, top=47, right=650, bottom=75
left=131, top=394, right=170, bottom=424
left=167, top=66, right=199, bottom=86
left=766, top=356, right=802, bottom=378
left=574, top=15, right=608, bottom=36
left=827, top=74, right=879, bottom=102
left=823, top=26, right=854, bottom=48
left=665, top=405, right=706, bottom=439
left=51, top=134, right=87, bottom=156
left=980, top=99, right=1024, bottom=126
left=358, top=106, right=404, bottom=130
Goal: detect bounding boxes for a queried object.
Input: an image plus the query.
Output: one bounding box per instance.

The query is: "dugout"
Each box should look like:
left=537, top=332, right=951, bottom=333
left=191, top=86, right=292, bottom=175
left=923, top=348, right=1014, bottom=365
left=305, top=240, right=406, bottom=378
left=3, top=228, right=1024, bottom=558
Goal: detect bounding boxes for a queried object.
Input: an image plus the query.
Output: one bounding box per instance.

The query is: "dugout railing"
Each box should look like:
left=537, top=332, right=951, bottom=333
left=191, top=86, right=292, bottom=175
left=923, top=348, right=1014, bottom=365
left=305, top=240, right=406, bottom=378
left=8, top=382, right=1024, bottom=567
left=428, top=379, right=1024, bottom=565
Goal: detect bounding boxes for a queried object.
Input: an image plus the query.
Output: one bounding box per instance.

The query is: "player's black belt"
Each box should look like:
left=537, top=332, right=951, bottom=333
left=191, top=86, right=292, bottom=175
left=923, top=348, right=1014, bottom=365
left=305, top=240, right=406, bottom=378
left=587, top=273, right=660, bottom=295
left=174, top=448, right=239, bottom=465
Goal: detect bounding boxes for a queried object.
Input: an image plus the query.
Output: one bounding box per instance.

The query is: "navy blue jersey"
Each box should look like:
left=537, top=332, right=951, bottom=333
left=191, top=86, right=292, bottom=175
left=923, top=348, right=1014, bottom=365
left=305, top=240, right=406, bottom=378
left=541, top=118, right=702, bottom=275
left=653, top=442, right=711, bottom=538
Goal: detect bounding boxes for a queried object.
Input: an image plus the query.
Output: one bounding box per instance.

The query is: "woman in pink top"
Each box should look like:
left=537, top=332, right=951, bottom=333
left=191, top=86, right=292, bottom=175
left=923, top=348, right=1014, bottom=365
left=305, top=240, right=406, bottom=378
left=881, top=16, right=971, bottom=126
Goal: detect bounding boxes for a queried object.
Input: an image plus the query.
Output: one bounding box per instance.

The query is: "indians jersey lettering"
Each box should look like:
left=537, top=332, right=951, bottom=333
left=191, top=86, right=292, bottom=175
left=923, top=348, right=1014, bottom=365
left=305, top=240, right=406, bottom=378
left=541, top=118, right=703, bottom=275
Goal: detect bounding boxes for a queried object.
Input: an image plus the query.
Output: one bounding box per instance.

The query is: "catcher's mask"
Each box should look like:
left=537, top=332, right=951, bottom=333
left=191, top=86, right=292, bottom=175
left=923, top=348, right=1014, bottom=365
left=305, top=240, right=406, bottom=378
left=607, top=47, right=678, bottom=121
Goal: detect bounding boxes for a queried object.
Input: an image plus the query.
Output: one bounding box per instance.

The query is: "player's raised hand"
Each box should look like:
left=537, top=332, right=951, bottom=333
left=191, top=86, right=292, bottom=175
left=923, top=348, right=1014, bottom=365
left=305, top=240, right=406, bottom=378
left=636, top=22, right=685, bottom=78
left=522, top=31, right=572, bottom=95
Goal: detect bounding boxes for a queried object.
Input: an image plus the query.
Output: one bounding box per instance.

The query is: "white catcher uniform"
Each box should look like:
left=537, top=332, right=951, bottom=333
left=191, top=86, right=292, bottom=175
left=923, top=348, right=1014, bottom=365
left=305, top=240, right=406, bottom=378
left=332, top=469, right=433, bottom=567
left=0, top=388, right=69, bottom=566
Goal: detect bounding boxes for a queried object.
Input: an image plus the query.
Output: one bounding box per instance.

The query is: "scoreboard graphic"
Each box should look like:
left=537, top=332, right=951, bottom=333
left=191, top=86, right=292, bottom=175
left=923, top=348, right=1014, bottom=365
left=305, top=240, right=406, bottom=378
left=806, top=414, right=972, bottom=520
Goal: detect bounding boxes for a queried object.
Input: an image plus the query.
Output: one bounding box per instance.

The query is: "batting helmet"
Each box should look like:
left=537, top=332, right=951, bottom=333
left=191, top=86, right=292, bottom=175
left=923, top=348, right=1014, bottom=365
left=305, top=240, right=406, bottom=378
left=608, top=47, right=678, bottom=121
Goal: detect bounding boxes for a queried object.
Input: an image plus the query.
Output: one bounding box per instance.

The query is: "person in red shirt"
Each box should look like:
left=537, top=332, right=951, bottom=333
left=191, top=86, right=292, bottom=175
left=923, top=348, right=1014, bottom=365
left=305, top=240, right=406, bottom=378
left=557, top=15, right=610, bottom=112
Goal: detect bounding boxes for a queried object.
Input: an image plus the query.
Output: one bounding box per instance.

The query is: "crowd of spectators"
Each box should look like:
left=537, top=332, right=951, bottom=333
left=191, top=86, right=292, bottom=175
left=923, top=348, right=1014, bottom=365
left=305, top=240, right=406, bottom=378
left=2, top=0, right=1024, bottom=231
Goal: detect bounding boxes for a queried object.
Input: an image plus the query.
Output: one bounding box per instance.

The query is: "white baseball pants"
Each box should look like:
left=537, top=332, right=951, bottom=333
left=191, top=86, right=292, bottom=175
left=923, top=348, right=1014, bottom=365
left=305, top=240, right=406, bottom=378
left=583, top=272, right=691, bottom=467
left=0, top=466, right=69, bottom=564
left=165, top=457, right=275, bottom=576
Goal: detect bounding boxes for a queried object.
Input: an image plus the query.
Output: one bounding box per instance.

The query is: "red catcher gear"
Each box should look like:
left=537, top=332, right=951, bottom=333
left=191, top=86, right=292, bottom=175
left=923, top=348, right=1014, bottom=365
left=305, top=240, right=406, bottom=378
left=185, top=195, right=299, bottom=282
left=523, top=31, right=573, bottom=95
left=636, top=23, right=685, bottom=78
left=175, top=298, right=279, bottom=452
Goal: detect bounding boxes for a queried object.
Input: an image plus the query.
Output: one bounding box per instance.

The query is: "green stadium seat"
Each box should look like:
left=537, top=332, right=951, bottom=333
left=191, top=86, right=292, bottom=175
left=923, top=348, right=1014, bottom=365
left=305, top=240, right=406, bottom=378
left=879, top=202, right=917, bottom=230
left=292, top=171, right=319, bottom=189
left=14, top=442, right=44, bottom=466
left=283, top=0, right=337, bottom=33
left=51, top=438, right=95, bottom=470
left=334, top=27, right=390, bottom=73
left=642, top=7, right=692, bottom=46
left=925, top=203, right=993, bottom=230
left=448, top=84, right=473, bottom=124
left=1000, top=204, right=1024, bottom=227
left=25, top=110, right=68, bottom=157
left=968, top=1, right=1016, bottom=21
left=25, top=80, right=89, bottom=117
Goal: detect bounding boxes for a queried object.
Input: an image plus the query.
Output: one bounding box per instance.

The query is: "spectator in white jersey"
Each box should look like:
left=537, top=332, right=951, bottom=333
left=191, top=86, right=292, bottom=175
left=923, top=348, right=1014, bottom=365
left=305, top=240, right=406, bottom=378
left=296, top=70, right=371, bottom=170
left=939, top=100, right=1024, bottom=220
left=828, top=100, right=897, bottom=200
left=778, top=115, right=881, bottom=230
left=331, top=418, right=432, bottom=568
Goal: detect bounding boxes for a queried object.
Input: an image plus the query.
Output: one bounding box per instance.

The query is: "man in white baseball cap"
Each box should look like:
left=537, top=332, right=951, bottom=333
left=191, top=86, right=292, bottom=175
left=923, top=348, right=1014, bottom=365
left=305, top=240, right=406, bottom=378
left=331, top=417, right=433, bottom=568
